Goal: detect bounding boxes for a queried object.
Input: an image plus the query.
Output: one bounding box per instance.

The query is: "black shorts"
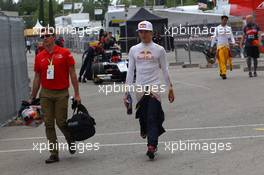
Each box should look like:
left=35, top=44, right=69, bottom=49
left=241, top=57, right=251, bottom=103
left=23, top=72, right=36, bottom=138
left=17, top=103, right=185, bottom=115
left=245, top=46, right=260, bottom=58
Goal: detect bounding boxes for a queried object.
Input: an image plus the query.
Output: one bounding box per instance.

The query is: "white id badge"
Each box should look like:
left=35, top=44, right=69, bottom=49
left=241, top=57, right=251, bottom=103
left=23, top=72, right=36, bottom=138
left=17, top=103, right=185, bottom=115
left=47, top=65, right=54, bottom=80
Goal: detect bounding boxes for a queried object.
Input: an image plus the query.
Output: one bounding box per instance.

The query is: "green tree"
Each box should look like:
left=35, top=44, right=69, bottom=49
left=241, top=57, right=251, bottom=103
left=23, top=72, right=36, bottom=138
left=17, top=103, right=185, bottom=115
left=117, top=0, right=156, bottom=7
left=130, top=0, right=144, bottom=6
left=117, top=0, right=131, bottom=7
left=0, top=0, right=19, bottom=11
left=97, top=0, right=112, bottom=14
left=83, top=0, right=96, bottom=20
left=39, top=0, right=45, bottom=25
left=48, top=0, right=55, bottom=27
left=31, top=0, right=61, bottom=28
left=82, top=0, right=113, bottom=20
left=19, top=0, right=38, bottom=15
left=117, top=0, right=197, bottom=7
left=165, top=0, right=197, bottom=7
left=18, top=0, right=38, bottom=28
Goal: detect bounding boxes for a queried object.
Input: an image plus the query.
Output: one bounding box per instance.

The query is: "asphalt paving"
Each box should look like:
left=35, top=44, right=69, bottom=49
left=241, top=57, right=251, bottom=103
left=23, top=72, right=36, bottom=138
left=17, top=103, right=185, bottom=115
left=1, top=52, right=264, bottom=175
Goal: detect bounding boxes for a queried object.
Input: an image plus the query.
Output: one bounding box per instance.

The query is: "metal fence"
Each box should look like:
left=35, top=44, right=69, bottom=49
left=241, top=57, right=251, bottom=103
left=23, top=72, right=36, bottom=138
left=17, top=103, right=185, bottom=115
left=64, top=33, right=98, bottom=54
left=173, top=36, right=212, bottom=65
left=0, top=14, right=29, bottom=125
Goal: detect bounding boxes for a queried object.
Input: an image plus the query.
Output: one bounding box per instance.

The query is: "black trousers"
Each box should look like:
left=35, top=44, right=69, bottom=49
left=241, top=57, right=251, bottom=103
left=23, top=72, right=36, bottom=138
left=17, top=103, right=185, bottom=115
left=247, top=57, right=258, bottom=73
left=26, top=46, right=31, bottom=53
left=79, top=56, right=92, bottom=80
left=139, top=96, right=164, bottom=147
left=245, top=46, right=259, bottom=73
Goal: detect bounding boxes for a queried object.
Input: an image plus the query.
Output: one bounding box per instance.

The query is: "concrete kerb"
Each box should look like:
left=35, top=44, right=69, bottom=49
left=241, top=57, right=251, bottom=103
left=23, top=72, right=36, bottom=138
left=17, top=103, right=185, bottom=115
left=200, top=64, right=241, bottom=70
left=169, top=62, right=185, bottom=66
left=182, top=64, right=200, bottom=68
left=244, top=66, right=264, bottom=72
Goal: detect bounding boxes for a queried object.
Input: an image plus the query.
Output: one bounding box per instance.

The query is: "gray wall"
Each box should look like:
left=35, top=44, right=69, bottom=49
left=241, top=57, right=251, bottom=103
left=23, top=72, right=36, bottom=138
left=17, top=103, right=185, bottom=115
left=0, top=14, right=29, bottom=125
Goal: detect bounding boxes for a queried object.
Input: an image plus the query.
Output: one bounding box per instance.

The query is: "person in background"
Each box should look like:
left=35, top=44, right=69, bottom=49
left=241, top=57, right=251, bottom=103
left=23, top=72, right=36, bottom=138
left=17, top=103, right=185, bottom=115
left=111, top=50, right=121, bottom=63
left=99, top=29, right=105, bottom=41
left=261, top=33, right=264, bottom=46
left=34, top=41, right=38, bottom=55
left=211, top=15, right=236, bottom=80
left=261, top=33, right=264, bottom=54
left=153, top=32, right=162, bottom=46
left=116, top=30, right=120, bottom=45
left=152, top=31, right=157, bottom=44
left=26, top=39, right=32, bottom=54
left=156, top=32, right=162, bottom=46
left=104, top=32, right=116, bottom=50
left=99, top=32, right=108, bottom=49
left=169, top=35, right=175, bottom=51
left=35, top=41, right=44, bottom=56
left=79, top=43, right=95, bottom=82
left=30, top=28, right=81, bottom=164
left=108, top=32, right=116, bottom=46
left=55, top=36, right=64, bottom=47
left=240, top=15, right=262, bottom=77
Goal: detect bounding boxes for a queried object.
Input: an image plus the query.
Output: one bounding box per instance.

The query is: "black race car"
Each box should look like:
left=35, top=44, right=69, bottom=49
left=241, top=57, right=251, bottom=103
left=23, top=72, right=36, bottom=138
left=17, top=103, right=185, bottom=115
left=92, top=48, right=128, bottom=84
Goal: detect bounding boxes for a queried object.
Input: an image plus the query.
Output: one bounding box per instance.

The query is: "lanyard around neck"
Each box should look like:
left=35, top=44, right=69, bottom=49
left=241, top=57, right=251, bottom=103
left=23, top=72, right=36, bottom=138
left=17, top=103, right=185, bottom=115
left=47, top=55, right=54, bottom=65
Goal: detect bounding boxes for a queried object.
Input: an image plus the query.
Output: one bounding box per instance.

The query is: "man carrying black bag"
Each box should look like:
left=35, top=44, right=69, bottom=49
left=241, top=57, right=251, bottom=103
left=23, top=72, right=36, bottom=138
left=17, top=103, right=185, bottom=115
left=30, top=28, right=81, bottom=164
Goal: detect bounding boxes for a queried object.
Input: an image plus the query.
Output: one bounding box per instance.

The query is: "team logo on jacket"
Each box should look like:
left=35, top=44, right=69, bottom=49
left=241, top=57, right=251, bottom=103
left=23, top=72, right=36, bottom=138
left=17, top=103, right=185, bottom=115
left=56, top=54, right=63, bottom=59
left=137, top=50, right=154, bottom=60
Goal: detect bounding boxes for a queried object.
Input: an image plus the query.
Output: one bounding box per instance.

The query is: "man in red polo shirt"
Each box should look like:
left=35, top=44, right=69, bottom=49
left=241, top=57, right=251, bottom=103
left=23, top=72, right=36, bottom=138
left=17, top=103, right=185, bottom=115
left=30, top=28, right=81, bottom=164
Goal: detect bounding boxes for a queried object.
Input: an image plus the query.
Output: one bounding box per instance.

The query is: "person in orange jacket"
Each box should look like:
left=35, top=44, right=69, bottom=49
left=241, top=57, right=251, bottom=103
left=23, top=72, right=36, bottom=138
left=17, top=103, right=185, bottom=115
left=240, top=15, right=262, bottom=77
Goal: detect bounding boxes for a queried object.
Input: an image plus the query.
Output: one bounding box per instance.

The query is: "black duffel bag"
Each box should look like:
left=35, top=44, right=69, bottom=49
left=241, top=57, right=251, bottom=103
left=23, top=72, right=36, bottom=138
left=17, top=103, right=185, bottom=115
left=67, top=101, right=96, bottom=141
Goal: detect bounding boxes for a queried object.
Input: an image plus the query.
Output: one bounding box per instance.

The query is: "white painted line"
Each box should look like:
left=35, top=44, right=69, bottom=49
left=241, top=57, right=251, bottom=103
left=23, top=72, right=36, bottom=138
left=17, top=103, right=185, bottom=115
left=1, top=123, right=264, bottom=142
left=175, top=81, right=211, bottom=90
left=0, top=148, right=32, bottom=153
left=1, top=134, right=264, bottom=153
left=99, top=134, right=264, bottom=147
left=0, top=136, right=47, bottom=142
left=95, top=123, right=264, bottom=136
left=166, top=123, right=264, bottom=132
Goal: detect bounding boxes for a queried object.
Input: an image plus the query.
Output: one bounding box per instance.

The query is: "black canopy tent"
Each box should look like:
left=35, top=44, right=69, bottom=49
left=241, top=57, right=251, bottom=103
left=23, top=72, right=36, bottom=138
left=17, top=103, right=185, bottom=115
left=120, top=8, right=168, bottom=53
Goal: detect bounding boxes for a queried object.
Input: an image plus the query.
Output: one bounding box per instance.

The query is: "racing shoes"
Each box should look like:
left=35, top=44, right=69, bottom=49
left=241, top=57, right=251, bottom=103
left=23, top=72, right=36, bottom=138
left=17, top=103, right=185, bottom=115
left=146, top=145, right=157, bottom=160
left=45, top=155, right=59, bottom=164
